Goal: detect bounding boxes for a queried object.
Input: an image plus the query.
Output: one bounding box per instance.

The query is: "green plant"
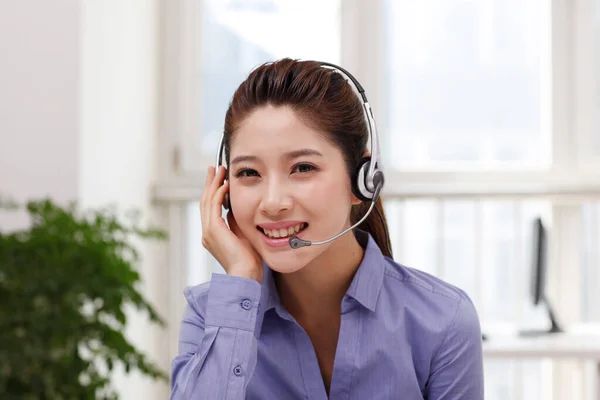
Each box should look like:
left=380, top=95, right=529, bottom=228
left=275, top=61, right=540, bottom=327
left=0, top=197, right=168, bottom=399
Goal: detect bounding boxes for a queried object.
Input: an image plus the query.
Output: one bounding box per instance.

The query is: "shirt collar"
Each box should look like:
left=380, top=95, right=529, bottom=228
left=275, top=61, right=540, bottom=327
left=344, top=229, right=386, bottom=312
left=258, top=229, right=386, bottom=315
left=260, top=262, right=279, bottom=313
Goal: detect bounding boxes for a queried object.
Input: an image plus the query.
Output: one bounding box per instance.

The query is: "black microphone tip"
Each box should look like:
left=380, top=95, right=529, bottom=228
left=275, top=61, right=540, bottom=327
left=289, top=236, right=309, bottom=249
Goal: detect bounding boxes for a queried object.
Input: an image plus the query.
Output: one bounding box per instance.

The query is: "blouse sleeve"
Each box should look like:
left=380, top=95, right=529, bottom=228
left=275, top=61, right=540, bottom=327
left=424, top=292, right=485, bottom=399
left=170, top=273, right=263, bottom=400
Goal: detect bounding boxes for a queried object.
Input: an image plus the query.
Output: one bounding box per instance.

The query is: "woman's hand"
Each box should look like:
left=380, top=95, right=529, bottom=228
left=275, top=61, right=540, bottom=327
left=200, top=166, right=263, bottom=282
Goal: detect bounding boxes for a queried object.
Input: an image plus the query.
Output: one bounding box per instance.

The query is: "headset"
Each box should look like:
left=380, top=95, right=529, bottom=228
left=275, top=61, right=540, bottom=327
left=215, top=60, right=386, bottom=251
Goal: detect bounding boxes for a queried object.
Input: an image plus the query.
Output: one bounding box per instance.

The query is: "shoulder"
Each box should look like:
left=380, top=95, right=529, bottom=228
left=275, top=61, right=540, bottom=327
left=379, top=259, right=486, bottom=396
left=383, top=257, right=467, bottom=303
left=380, top=257, right=481, bottom=342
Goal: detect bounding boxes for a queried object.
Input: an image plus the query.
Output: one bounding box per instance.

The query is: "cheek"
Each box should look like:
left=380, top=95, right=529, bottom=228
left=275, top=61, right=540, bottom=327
left=305, top=175, right=353, bottom=211
left=229, top=186, right=259, bottom=224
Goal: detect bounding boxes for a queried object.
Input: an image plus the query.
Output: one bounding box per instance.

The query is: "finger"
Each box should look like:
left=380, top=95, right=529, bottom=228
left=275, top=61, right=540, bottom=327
left=209, top=165, right=226, bottom=195
left=204, top=166, right=215, bottom=192
left=206, top=166, right=226, bottom=222
left=211, top=179, right=230, bottom=227
left=201, top=166, right=216, bottom=223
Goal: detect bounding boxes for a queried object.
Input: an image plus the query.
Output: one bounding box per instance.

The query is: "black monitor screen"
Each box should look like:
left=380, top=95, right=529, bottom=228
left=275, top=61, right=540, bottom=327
left=531, top=217, right=546, bottom=305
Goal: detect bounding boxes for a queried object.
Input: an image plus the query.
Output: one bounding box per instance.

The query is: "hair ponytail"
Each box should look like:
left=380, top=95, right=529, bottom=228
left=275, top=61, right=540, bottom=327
left=351, top=197, right=393, bottom=258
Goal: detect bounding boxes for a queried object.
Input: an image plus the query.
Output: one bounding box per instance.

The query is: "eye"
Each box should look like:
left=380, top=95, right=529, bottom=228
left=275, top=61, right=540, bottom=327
left=292, top=163, right=317, bottom=174
left=235, top=168, right=260, bottom=178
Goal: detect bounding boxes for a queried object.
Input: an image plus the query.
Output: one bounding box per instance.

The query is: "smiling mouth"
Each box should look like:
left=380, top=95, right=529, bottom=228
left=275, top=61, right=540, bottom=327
left=257, top=223, right=308, bottom=239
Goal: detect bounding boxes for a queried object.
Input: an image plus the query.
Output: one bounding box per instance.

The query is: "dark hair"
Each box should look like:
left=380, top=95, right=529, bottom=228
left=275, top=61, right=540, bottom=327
left=223, top=58, right=393, bottom=258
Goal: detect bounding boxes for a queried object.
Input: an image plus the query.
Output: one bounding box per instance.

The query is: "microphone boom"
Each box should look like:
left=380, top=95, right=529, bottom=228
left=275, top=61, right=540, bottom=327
left=288, top=185, right=381, bottom=249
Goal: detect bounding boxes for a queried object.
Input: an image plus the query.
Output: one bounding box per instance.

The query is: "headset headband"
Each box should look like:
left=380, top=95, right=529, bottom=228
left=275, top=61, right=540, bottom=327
left=317, top=61, right=381, bottom=193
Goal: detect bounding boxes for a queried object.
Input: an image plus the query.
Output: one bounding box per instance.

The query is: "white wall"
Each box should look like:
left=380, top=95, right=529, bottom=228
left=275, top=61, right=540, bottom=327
left=80, top=1, right=169, bottom=398
left=0, top=1, right=169, bottom=398
left=0, top=0, right=80, bottom=230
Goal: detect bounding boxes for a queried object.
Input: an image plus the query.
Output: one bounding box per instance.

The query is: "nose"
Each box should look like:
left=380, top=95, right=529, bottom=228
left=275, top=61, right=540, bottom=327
left=259, top=178, right=293, bottom=216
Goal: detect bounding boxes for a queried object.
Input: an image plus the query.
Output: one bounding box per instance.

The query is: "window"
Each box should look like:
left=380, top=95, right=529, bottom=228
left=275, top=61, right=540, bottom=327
left=571, top=0, right=600, bottom=168
left=582, top=202, right=600, bottom=322
left=597, top=0, right=600, bottom=154
left=178, top=0, right=342, bottom=172
left=381, top=0, right=550, bottom=169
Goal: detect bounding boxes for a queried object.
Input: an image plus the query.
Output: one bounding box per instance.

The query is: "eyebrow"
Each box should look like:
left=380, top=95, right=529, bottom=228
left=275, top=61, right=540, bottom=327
left=230, top=148, right=323, bottom=165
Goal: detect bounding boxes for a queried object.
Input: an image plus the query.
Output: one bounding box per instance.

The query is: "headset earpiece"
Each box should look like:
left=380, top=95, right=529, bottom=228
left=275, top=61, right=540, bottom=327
left=223, top=168, right=231, bottom=210
left=223, top=192, right=231, bottom=211
left=352, top=157, right=375, bottom=202
left=352, top=157, right=385, bottom=202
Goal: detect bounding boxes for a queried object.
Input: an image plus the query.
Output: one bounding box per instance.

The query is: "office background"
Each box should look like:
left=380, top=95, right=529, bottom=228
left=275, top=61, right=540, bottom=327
left=1, top=0, right=600, bottom=399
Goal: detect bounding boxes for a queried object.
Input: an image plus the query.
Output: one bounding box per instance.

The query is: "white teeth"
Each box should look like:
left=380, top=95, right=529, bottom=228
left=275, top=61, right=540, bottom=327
left=262, top=223, right=306, bottom=239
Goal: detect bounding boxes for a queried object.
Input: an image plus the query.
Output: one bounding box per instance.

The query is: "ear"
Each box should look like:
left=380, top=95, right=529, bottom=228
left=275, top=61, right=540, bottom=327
left=351, top=193, right=363, bottom=206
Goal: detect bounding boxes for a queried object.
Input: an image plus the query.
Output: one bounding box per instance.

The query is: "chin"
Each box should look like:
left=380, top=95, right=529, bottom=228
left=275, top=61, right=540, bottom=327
left=259, top=248, right=312, bottom=274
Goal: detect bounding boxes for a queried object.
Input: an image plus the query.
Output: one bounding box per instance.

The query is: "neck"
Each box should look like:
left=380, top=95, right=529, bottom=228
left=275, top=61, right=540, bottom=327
left=274, top=230, right=365, bottom=322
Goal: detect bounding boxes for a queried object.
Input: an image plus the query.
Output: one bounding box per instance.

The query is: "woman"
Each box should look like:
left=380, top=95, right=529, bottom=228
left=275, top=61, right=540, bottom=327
left=171, top=58, right=484, bottom=399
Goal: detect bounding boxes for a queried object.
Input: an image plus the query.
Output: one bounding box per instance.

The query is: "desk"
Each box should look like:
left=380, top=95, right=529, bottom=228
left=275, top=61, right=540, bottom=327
left=483, top=333, right=600, bottom=399
left=483, top=333, right=600, bottom=359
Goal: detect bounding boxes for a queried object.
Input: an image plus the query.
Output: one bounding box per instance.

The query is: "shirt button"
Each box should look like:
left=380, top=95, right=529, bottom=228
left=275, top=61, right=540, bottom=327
left=241, top=299, right=252, bottom=310
left=233, top=365, right=243, bottom=376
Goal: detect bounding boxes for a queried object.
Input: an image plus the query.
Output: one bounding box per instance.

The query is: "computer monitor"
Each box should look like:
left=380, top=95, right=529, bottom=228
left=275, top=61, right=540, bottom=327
left=519, top=216, right=563, bottom=337
left=531, top=217, right=546, bottom=305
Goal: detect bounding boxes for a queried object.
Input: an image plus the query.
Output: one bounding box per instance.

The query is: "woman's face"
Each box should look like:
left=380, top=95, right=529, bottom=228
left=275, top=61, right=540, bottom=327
left=228, top=105, right=360, bottom=273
